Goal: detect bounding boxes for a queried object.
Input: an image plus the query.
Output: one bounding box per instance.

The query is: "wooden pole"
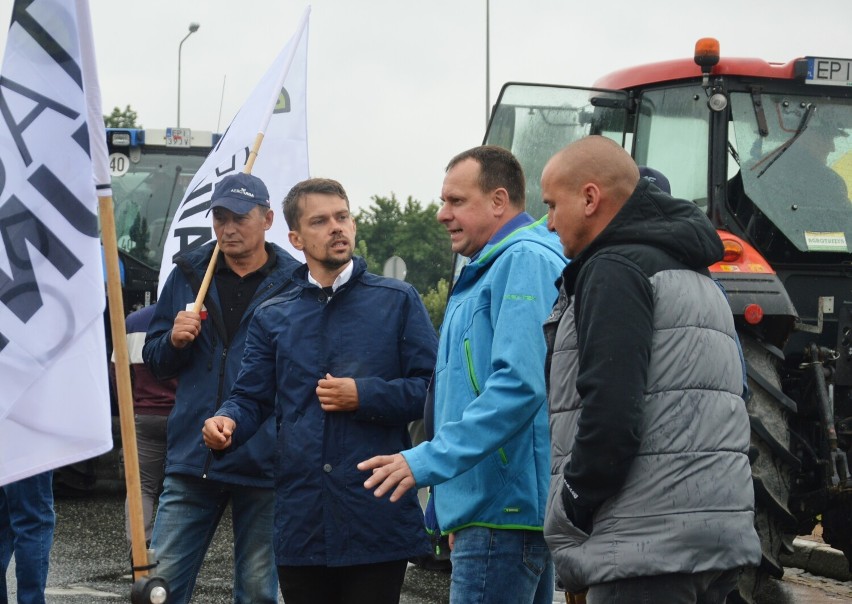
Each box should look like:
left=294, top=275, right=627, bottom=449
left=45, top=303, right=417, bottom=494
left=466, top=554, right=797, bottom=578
left=191, top=131, right=265, bottom=313
left=99, top=194, right=149, bottom=579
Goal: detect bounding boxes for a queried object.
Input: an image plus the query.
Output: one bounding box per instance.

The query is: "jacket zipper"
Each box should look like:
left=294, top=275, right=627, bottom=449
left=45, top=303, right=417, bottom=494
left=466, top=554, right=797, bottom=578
left=202, top=345, right=230, bottom=479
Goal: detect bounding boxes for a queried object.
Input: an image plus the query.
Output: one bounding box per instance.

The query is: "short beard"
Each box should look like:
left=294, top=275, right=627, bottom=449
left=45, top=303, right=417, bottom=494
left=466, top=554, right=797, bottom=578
left=320, top=250, right=353, bottom=271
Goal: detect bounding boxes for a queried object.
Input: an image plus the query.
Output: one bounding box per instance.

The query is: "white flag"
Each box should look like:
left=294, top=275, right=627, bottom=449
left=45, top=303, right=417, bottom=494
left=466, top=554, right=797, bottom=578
left=157, top=7, right=310, bottom=292
left=0, top=0, right=113, bottom=485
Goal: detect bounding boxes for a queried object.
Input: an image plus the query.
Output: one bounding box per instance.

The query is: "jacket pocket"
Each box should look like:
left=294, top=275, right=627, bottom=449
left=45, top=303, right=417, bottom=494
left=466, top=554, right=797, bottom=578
left=463, top=338, right=481, bottom=397
left=544, top=475, right=589, bottom=547
left=544, top=475, right=591, bottom=593
left=465, top=337, right=508, bottom=471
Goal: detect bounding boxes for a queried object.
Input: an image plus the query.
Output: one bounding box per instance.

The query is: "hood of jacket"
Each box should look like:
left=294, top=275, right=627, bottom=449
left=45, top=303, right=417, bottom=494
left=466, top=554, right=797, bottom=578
left=456, top=215, right=565, bottom=287
left=563, top=179, right=723, bottom=291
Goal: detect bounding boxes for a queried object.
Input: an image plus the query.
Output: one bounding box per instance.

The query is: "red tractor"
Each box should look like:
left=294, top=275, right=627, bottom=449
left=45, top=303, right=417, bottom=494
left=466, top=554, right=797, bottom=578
left=484, top=39, right=852, bottom=602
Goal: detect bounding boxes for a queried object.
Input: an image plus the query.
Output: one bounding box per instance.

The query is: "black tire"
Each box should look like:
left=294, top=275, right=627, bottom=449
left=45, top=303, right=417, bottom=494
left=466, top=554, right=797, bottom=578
left=733, top=334, right=798, bottom=604
left=822, top=504, right=852, bottom=573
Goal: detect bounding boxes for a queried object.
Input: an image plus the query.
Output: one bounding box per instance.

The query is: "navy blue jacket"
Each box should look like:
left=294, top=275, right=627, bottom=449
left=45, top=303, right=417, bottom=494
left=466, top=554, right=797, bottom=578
left=218, top=257, right=437, bottom=566
left=143, top=241, right=300, bottom=487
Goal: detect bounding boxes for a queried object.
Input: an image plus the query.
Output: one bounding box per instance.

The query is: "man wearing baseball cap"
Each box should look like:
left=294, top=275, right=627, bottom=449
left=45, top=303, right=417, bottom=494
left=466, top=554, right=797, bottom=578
left=760, top=114, right=850, bottom=215
left=144, top=172, right=301, bottom=603
left=638, top=166, right=671, bottom=195
left=207, top=172, right=273, bottom=215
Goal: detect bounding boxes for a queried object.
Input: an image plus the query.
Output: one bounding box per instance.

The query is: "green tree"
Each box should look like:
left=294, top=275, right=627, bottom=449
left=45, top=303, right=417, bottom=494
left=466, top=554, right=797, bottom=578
left=355, top=194, right=452, bottom=298
left=421, top=278, right=450, bottom=330
left=104, top=105, right=140, bottom=128
left=354, top=239, right=373, bottom=269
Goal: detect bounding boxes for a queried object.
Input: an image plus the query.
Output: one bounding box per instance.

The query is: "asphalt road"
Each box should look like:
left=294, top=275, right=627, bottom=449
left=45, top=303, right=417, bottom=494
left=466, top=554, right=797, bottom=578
left=11, top=492, right=454, bottom=604
left=4, top=492, right=851, bottom=603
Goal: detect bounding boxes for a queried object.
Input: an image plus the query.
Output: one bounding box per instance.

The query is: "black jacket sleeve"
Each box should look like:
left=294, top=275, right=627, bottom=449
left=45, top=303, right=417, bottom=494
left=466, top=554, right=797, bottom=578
left=562, top=253, right=654, bottom=529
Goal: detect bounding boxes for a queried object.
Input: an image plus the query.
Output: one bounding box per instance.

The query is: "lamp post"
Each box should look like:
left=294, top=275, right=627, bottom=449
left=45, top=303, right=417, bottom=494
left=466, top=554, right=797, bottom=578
left=177, top=22, right=200, bottom=127
left=485, top=0, right=490, bottom=130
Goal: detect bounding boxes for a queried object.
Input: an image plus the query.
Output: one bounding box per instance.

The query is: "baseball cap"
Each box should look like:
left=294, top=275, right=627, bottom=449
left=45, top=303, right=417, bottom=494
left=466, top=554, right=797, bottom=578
left=638, top=166, right=671, bottom=194
left=208, top=173, right=271, bottom=215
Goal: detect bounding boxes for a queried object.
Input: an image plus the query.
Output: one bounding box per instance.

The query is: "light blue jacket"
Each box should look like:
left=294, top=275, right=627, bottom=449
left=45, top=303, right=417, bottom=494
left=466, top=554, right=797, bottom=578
left=403, top=216, right=567, bottom=533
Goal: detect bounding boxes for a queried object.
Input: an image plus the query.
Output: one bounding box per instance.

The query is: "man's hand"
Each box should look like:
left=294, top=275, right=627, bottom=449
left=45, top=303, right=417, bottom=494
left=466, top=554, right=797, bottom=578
left=561, top=476, right=593, bottom=534
left=170, top=310, right=202, bottom=349
left=357, top=453, right=415, bottom=502
left=316, top=373, right=359, bottom=412
left=202, top=416, right=236, bottom=450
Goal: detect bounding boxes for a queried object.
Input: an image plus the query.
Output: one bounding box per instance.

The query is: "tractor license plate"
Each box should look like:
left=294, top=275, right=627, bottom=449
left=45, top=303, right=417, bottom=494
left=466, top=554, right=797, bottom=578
left=165, top=128, right=191, bottom=146
left=805, top=57, right=852, bottom=87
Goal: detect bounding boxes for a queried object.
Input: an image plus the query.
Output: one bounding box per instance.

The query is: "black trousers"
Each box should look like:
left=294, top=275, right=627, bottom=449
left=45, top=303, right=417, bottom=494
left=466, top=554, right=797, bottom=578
left=587, top=568, right=741, bottom=604
left=278, top=558, right=409, bottom=604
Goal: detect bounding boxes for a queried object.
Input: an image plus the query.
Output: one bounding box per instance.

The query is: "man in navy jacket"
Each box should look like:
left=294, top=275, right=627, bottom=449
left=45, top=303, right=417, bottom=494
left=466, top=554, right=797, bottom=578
left=143, top=173, right=300, bottom=603
left=203, top=178, right=437, bottom=604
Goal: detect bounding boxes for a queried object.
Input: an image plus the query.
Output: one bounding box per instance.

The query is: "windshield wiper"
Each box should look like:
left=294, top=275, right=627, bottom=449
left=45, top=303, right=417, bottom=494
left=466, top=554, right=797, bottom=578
left=757, top=103, right=815, bottom=178
left=750, top=87, right=769, bottom=136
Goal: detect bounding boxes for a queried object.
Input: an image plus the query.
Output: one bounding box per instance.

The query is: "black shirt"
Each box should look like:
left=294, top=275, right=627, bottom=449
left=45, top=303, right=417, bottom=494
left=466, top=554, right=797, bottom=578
left=213, top=242, right=277, bottom=342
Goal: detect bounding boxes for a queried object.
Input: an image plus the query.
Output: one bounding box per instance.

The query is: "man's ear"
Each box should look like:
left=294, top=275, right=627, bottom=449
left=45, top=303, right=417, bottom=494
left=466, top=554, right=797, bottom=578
left=491, top=187, right=510, bottom=217
left=582, top=183, right=602, bottom=217
left=288, top=230, right=304, bottom=251
left=264, top=209, right=274, bottom=230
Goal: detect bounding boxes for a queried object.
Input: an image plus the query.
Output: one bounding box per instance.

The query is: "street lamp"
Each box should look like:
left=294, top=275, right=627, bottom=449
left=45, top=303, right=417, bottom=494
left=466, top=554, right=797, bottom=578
left=485, top=0, right=490, bottom=130
left=177, top=22, right=200, bottom=127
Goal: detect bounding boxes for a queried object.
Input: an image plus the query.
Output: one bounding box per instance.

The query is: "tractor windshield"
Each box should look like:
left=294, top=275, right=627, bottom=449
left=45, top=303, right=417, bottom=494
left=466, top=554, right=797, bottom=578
left=730, top=93, right=852, bottom=252
left=485, top=84, right=629, bottom=218
left=112, top=151, right=205, bottom=269
left=633, top=85, right=714, bottom=209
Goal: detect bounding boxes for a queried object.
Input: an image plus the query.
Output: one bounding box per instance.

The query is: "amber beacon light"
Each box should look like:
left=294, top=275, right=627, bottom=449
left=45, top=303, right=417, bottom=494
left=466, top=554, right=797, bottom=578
left=694, top=37, right=721, bottom=86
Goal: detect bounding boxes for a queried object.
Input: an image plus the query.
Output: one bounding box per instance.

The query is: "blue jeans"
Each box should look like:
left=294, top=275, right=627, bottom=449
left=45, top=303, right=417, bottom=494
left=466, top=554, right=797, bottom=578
left=449, top=526, right=554, bottom=604
left=0, top=471, right=55, bottom=604
left=149, top=474, right=277, bottom=604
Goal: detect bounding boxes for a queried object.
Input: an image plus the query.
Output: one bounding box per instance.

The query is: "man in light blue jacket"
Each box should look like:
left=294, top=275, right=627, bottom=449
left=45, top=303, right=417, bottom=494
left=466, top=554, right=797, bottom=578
left=360, top=145, right=567, bottom=604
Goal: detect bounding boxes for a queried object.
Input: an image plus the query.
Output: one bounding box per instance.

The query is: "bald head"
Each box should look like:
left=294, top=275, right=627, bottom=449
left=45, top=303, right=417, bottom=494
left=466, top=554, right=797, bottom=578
left=541, top=136, right=640, bottom=258
left=546, top=136, right=639, bottom=201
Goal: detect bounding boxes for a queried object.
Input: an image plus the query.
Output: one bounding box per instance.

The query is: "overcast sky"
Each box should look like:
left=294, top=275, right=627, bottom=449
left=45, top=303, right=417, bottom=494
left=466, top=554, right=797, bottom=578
left=2, top=0, right=851, bottom=211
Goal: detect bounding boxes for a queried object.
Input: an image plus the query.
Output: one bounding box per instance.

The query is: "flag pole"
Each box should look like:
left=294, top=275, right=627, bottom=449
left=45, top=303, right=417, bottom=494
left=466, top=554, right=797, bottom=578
left=191, top=131, right=265, bottom=313
left=99, top=194, right=150, bottom=579
left=76, top=0, right=158, bottom=591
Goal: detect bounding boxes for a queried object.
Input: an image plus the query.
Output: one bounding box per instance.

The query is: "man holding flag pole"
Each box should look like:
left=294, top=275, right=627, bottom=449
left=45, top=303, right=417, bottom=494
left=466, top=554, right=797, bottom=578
left=142, top=8, right=310, bottom=603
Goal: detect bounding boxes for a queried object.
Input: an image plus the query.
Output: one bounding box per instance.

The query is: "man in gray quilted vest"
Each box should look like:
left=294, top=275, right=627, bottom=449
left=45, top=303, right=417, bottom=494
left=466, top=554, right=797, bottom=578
left=539, top=135, right=761, bottom=603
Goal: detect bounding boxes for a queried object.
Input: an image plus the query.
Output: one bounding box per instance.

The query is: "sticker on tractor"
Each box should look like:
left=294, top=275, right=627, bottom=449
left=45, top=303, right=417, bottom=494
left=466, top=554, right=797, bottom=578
left=804, top=231, right=848, bottom=251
